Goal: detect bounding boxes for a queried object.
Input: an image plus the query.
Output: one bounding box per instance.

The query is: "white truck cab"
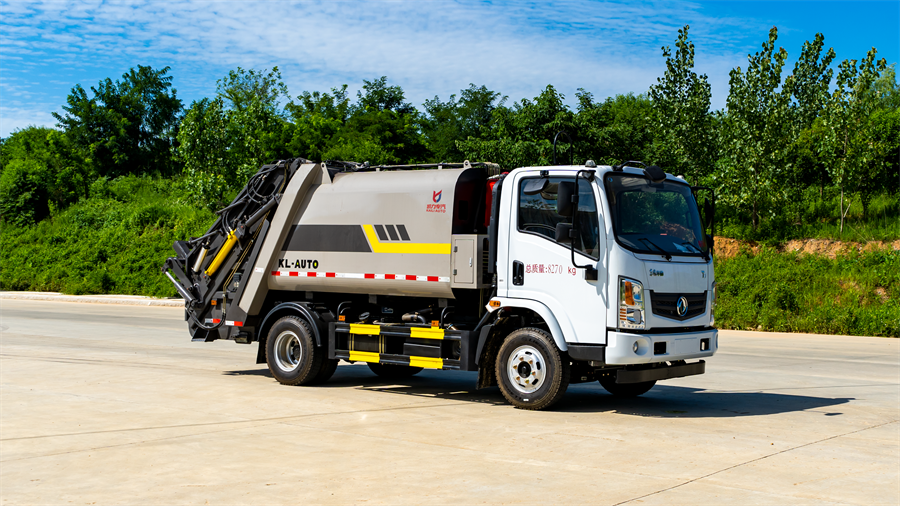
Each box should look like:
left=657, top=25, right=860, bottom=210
left=493, top=164, right=717, bottom=363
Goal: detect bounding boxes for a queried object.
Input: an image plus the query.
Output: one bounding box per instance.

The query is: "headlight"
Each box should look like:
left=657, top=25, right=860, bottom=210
left=619, top=278, right=645, bottom=330
left=710, top=281, right=717, bottom=327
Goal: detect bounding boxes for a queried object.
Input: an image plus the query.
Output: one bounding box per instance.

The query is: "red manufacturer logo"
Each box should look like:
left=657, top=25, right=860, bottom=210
left=427, top=189, right=446, bottom=213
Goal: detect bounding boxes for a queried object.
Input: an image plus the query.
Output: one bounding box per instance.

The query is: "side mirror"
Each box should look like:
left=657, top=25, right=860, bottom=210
left=557, top=181, right=576, bottom=217
left=703, top=200, right=713, bottom=228
left=523, top=178, right=549, bottom=195
left=555, top=223, right=573, bottom=244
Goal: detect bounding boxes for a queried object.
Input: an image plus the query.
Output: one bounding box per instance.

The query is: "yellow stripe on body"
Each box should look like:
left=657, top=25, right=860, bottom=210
left=348, top=351, right=380, bottom=363
left=410, top=327, right=444, bottom=340
left=349, top=324, right=381, bottom=335
left=409, top=356, right=444, bottom=369
left=363, top=225, right=451, bottom=255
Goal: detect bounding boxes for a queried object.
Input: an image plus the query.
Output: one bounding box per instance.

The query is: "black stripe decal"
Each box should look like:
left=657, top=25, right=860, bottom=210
left=281, top=225, right=372, bottom=252
left=396, top=224, right=410, bottom=241
left=373, top=224, right=388, bottom=241
left=385, top=224, right=400, bottom=241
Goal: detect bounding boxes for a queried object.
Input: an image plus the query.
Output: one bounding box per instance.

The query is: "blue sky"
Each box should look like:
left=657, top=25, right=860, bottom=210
left=1, top=0, right=898, bottom=137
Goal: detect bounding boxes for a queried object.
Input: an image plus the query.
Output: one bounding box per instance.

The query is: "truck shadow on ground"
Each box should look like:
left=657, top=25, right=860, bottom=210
left=225, top=364, right=853, bottom=418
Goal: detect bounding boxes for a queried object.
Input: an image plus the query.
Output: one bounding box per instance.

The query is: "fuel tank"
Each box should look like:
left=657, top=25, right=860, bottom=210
left=267, top=167, right=487, bottom=298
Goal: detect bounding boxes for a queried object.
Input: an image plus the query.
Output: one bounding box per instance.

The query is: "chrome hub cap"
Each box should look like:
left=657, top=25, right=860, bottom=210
left=506, top=345, right=545, bottom=394
left=274, top=330, right=302, bottom=372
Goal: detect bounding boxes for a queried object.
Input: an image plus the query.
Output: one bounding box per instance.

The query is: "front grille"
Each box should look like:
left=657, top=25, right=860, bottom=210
left=650, top=291, right=707, bottom=321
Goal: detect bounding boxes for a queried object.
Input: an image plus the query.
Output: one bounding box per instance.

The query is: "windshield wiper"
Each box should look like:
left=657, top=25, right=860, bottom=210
left=683, top=242, right=711, bottom=262
left=640, top=237, right=671, bottom=261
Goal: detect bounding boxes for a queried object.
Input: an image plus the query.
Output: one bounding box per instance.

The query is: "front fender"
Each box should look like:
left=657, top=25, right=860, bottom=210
left=487, top=297, right=567, bottom=351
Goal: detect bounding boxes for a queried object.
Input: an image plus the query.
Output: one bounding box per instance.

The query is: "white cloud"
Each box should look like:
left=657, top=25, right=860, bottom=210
left=0, top=0, right=811, bottom=137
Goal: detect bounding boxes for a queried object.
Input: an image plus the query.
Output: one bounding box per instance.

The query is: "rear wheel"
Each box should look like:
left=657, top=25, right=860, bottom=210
left=495, top=328, right=569, bottom=410
left=598, top=376, right=656, bottom=397
left=265, top=316, right=326, bottom=386
left=366, top=363, right=423, bottom=378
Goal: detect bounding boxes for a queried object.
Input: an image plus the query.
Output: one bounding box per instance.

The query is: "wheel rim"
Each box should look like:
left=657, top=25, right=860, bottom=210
left=274, top=330, right=302, bottom=372
left=506, top=345, right=546, bottom=394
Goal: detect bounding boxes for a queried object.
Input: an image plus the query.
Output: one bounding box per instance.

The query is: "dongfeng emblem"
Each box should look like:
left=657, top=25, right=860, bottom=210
left=676, top=296, right=689, bottom=316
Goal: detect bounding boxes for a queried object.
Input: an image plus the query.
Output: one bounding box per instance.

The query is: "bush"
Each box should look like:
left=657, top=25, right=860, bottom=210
left=0, top=158, right=51, bottom=226
left=0, top=175, right=215, bottom=297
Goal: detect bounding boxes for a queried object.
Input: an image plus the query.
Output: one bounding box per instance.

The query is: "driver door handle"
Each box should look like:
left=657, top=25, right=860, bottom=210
left=512, top=261, right=524, bottom=286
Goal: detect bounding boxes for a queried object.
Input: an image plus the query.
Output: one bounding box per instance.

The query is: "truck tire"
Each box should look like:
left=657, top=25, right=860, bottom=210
left=598, top=377, right=656, bottom=397
left=366, top=363, right=423, bottom=378
left=265, top=316, right=326, bottom=386
left=495, top=328, right=569, bottom=410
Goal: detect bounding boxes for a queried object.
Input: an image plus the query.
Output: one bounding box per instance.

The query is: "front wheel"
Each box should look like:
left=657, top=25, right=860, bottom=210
left=598, top=376, right=656, bottom=397
left=495, top=328, right=569, bottom=410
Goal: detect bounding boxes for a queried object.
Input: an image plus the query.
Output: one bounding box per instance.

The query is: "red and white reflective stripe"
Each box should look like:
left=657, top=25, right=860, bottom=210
left=270, top=271, right=449, bottom=282
left=225, top=320, right=243, bottom=327
left=204, top=318, right=222, bottom=324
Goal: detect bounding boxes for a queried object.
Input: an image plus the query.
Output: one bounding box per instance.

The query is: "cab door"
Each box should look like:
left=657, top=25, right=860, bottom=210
left=505, top=170, right=608, bottom=344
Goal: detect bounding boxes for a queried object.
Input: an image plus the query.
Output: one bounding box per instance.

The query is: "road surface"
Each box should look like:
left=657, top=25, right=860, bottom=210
left=1, top=299, right=897, bottom=505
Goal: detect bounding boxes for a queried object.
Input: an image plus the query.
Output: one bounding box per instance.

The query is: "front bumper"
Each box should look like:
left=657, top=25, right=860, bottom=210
left=615, top=360, right=705, bottom=384
left=606, top=328, right=717, bottom=365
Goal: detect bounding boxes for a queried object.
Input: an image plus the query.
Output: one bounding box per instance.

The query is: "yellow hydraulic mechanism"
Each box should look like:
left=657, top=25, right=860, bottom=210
left=205, top=230, right=237, bottom=277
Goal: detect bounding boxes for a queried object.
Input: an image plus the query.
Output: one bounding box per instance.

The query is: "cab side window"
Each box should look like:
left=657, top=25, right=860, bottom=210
left=518, top=177, right=600, bottom=258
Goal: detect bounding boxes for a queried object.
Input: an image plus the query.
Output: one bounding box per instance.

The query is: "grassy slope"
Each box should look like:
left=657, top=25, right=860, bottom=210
left=714, top=249, right=900, bottom=337
left=0, top=176, right=214, bottom=297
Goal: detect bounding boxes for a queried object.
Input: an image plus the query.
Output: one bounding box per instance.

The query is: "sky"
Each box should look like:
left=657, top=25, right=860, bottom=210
left=1, top=0, right=898, bottom=137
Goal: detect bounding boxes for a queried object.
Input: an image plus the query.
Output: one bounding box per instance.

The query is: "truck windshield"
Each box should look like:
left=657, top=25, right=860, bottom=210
left=604, top=173, right=708, bottom=256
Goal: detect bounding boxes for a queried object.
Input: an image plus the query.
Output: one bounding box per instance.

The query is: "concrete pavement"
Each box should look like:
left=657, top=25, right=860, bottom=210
left=1, top=299, right=897, bottom=505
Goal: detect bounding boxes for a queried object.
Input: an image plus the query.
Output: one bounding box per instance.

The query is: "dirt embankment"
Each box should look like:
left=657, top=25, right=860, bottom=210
left=714, top=237, right=900, bottom=260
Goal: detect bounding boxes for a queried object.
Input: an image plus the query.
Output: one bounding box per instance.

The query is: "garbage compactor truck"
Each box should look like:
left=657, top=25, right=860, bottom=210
left=163, top=157, right=718, bottom=410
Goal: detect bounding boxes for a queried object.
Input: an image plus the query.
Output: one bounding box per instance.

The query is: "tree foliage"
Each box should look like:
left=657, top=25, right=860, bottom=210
left=716, top=27, right=793, bottom=229
left=177, top=67, right=292, bottom=208
left=52, top=65, right=182, bottom=177
left=0, top=127, right=88, bottom=225
left=820, top=49, right=888, bottom=229
left=648, top=25, right=714, bottom=183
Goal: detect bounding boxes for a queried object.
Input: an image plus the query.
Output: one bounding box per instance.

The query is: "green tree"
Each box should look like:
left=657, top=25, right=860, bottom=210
left=781, top=33, right=835, bottom=222
left=820, top=48, right=888, bottom=230
left=0, top=126, right=88, bottom=224
left=285, top=86, right=351, bottom=161
left=868, top=107, right=900, bottom=199
left=422, top=84, right=503, bottom=163
left=52, top=66, right=182, bottom=177
left=715, top=27, right=793, bottom=230
left=217, top=67, right=289, bottom=114
left=321, top=77, right=427, bottom=164
left=457, top=85, right=574, bottom=169
left=574, top=91, right=654, bottom=167
left=177, top=67, right=292, bottom=208
left=873, top=64, right=900, bottom=110
left=648, top=25, right=714, bottom=183
left=785, top=33, right=836, bottom=133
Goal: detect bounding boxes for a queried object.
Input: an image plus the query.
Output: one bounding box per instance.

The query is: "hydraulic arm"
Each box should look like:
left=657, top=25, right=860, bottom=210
left=162, top=158, right=306, bottom=338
